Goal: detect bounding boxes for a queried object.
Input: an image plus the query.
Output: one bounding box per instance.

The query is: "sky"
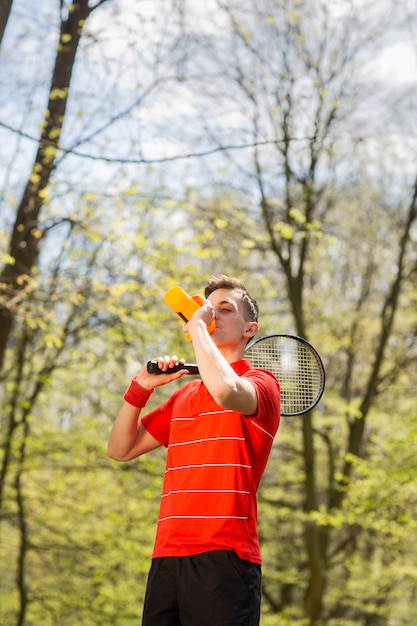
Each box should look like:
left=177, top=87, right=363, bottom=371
left=1, top=0, right=416, bottom=215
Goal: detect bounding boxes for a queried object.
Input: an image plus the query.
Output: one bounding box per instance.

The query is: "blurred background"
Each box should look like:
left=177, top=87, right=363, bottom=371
left=0, top=1, right=416, bottom=624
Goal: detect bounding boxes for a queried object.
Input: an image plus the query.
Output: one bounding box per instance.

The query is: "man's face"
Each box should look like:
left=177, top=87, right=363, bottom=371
left=207, top=288, right=255, bottom=348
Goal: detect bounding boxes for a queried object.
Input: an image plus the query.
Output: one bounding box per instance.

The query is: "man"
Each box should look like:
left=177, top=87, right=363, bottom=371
left=108, top=275, right=280, bottom=625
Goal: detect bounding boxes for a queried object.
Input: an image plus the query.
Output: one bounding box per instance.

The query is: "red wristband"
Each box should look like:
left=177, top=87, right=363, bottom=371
left=123, top=378, right=154, bottom=408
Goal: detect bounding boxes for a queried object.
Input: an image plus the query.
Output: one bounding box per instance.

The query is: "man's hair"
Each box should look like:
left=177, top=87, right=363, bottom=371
left=204, top=275, right=259, bottom=323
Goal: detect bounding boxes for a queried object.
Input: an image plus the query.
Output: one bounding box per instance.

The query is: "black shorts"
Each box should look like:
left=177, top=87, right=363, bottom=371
left=141, top=550, right=261, bottom=626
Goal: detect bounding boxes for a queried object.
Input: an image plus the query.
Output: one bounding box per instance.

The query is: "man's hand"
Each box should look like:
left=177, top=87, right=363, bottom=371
left=185, top=295, right=216, bottom=334
left=135, top=355, right=188, bottom=389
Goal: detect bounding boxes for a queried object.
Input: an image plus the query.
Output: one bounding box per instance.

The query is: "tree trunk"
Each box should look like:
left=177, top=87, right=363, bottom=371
left=0, top=0, right=13, bottom=46
left=0, top=1, right=100, bottom=373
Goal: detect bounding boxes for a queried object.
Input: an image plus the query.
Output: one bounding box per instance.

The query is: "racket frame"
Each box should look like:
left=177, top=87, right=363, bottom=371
left=244, top=333, right=325, bottom=416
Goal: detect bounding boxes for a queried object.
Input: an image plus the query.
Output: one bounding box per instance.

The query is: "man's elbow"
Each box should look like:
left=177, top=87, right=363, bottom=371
left=211, top=380, right=239, bottom=409
left=107, top=443, right=129, bottom=462
left=212, top=381, right=258, bottom=415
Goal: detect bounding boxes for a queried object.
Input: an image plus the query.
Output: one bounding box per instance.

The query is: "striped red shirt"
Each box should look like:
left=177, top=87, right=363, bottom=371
left=141, top=360, right=280, bottom=564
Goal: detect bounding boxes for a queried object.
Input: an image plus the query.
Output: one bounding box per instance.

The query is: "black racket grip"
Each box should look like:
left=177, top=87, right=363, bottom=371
left=146, top=360, right=199, bottom=375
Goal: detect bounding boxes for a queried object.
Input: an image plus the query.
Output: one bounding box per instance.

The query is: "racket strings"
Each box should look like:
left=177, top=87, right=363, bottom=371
left=246, top=337, right=324, bottom=415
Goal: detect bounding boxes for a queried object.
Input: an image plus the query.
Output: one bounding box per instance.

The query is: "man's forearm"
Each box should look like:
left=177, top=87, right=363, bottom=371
left=188, top=320, right=257, bottom=414
left=107, top=402, right=142, bottom=459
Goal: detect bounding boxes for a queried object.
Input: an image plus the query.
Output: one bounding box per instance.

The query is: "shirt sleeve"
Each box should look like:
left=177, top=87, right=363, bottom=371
left=244, top=368, right=281, bottom=436
left=140, top=392, right=177, bottom=447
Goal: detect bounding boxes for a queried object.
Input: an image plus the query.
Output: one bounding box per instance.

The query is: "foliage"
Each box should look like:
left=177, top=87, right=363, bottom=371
left=1, top=1, right=417, bottom=625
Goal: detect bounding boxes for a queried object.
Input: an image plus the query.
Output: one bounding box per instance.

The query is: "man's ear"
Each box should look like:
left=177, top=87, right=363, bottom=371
left=244, top=322, right=259, bottom=339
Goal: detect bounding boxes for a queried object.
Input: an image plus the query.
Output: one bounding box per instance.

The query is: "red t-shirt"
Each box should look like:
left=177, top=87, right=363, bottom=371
left=141, top=360, right=280, bottom=564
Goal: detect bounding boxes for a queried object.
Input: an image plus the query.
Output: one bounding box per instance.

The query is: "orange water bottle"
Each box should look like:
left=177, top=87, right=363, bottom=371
left=164, top=286, right=215, bottom=338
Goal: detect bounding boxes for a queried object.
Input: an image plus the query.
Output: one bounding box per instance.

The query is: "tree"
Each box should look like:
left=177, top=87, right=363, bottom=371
left=0, top=186, right=209, bottom=624
left=0, top=0, right=110, bottom=372
left=0, top=0, right=13, bottom=46
left=1, top=0, right=417, bottom=624
left=164, top=1, right=417, bottom=622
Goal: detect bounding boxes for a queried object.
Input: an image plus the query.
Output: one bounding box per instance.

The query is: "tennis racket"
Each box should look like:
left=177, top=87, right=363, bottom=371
left=147, top=334, right=325, bottom=416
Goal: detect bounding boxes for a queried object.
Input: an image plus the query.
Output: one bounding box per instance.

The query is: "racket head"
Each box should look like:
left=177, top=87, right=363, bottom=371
left=245, top=334, right=325, bottom=416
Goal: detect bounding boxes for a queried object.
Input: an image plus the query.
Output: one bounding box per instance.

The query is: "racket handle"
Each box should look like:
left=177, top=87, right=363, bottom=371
left=146, top=360, right=199, bottom=375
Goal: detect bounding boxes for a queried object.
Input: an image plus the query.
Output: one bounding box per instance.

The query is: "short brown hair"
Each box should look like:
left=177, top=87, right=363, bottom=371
left=204, top=275, right=259, bottom=323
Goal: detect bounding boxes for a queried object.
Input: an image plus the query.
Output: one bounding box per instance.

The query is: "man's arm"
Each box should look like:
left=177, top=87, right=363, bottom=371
left=107, top=357, right=188, bottom=461
left=107, top=402, right=161, bottom=461
left=186, top=314, right=259, bottom=416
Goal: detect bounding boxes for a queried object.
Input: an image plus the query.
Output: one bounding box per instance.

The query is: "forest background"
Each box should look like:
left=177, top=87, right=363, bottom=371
left=0, top=1, right=416, bottom=625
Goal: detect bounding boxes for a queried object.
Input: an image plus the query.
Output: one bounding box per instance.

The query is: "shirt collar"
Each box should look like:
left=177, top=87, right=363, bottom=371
left=230, top=359, right=252, bottom=375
